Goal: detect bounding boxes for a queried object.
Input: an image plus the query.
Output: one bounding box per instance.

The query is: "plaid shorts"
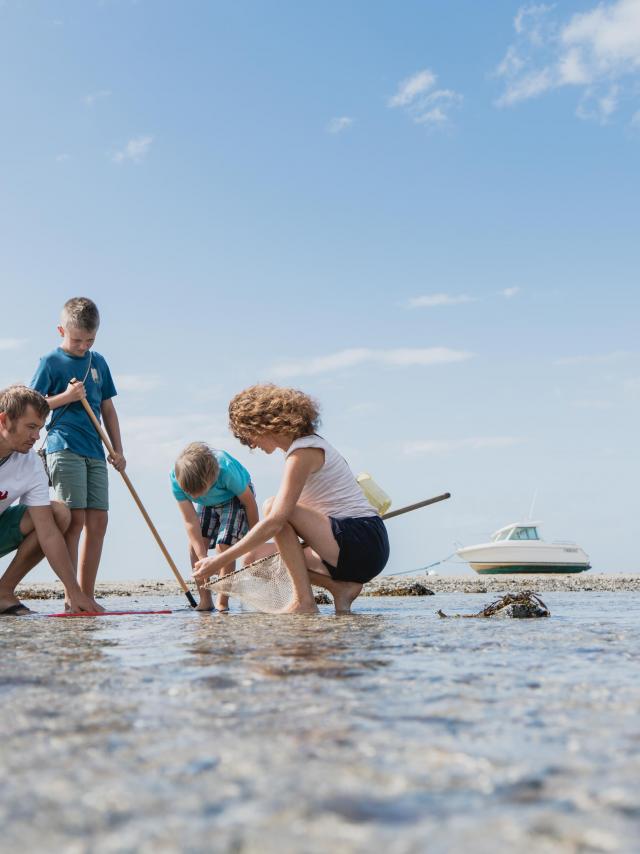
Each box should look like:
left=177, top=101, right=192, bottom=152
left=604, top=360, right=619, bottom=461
left=199, top=486, right=253, bottom=549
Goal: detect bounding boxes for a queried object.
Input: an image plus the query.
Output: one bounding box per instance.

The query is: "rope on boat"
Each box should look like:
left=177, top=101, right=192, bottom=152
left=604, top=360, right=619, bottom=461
left=385, top=551, right=460, bottom=578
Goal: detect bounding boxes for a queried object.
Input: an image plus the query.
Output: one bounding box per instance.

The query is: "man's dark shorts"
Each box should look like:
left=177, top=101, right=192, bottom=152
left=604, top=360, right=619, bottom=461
left=0, top=505, right=28, bottom=558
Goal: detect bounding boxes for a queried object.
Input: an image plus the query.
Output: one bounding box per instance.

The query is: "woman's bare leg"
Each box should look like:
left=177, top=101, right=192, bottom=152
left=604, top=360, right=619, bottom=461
left=303, top=551, right=363, bottom=614
left=261, top=497, right=362, bottom=614
left=274, top=521, right=318, bottom=614
left=288, top=504, right=363, bottom=613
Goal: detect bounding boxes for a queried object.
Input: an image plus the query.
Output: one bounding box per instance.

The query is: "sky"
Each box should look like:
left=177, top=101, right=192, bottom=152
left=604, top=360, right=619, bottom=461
left=1, top=0, right=639, bottom=582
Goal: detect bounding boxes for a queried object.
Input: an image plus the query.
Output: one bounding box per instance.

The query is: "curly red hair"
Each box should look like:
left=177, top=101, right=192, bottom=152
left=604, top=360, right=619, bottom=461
left=229, top=384, right=320, bottom=445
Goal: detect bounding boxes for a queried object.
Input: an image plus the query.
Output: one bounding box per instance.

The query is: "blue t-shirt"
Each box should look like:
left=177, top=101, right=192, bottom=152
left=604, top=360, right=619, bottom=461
left=170, top=450, right=251, bottom=509
left=31, top=348, right=117, bottom=460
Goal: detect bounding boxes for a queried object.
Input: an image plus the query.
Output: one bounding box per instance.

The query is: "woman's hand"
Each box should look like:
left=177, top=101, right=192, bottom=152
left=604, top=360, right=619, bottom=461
left=193, top=554, right=224, bottom=582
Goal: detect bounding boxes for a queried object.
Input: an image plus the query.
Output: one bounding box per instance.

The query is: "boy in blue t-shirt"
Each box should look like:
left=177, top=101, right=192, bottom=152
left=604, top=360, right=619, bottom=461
left=171, top=442, right=258, bottom=611
left=31, top=297, right=125, bottom=601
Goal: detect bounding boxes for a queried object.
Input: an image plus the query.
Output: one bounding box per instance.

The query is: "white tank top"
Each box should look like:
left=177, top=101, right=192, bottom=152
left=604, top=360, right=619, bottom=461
left=285, top=434, right=377, bottom=519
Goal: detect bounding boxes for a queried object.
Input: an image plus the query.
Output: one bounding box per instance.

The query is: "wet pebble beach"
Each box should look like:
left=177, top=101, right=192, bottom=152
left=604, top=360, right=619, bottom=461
left=2, top=582, right=640, bottom=852
left=15, top=572, right=640, bottom=602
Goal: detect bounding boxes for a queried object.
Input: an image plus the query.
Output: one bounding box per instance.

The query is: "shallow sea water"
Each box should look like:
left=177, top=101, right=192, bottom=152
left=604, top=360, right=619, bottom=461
left=2, top=592, right=640, bottom=853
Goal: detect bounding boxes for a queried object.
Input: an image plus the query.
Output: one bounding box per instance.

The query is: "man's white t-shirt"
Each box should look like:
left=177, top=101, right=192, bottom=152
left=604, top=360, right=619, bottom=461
left=0, top=451, right=50, bottom=516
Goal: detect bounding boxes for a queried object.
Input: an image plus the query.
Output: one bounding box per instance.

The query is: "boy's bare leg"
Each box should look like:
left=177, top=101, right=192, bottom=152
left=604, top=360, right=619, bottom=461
left=242, top=542, right=278, bottom=566
left=0, top=503, right=71, bottom=612
left=77, top=509, right=108, bottom=599
left=213, top=543, right=234, bottom=612
left=190, top=538, right=216, bottom=611
left=274, top=522, right=318, bottom=614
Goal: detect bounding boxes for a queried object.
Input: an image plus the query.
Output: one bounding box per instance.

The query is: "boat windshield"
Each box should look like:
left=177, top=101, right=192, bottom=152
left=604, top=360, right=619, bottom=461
left=509, top=526, right=540, bottom=540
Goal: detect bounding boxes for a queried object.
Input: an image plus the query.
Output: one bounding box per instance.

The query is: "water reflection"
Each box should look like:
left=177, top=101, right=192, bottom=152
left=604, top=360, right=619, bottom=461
left=1, top=593, right=639, bottom=852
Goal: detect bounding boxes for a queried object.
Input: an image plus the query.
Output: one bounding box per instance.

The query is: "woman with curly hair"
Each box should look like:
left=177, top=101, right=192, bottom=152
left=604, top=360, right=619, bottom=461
left=192, top=383, right=390, bottom=614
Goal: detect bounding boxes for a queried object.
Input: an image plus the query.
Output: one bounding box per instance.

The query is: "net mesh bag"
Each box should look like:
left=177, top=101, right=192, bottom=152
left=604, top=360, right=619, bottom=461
left=205, top=553, right=295, bottom=614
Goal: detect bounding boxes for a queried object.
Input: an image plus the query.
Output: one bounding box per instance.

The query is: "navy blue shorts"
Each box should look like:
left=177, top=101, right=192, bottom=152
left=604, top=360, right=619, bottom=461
left=323, top=515, right=390, bottom=584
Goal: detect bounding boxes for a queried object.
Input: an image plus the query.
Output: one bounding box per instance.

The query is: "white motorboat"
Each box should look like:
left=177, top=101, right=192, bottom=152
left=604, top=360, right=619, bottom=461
left=456, top=521, right=591, bottom=574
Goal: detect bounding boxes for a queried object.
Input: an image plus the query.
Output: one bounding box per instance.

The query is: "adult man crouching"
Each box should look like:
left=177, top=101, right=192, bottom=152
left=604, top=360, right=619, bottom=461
left=0, top=385, right=102, bottom=614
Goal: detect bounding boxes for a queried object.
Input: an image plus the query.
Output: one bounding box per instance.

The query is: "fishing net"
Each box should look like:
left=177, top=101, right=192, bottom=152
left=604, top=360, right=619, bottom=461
left=205, top=553, right=295, bottom=614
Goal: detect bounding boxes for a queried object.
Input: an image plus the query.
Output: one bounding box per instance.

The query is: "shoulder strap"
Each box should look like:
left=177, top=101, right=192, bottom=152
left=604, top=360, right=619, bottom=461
left=38, top=353, right=93, bottom=452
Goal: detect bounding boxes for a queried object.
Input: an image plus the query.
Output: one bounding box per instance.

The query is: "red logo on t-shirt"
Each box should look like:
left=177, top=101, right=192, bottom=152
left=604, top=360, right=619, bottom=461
left=0, top=491, right=8, bottom=500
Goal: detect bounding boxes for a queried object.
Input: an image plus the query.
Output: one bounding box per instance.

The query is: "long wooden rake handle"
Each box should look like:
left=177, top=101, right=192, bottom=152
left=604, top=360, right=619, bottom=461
left=76, top=393, right=196, bottom=607
left=298, top=492, right=451, bottom=548
left=381, top=492, right=451, bottom=520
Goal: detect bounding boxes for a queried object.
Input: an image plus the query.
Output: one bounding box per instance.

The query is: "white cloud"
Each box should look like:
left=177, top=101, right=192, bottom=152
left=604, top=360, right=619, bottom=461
left=497, top=68, right=555, bottom=106
left=114, top=374, right=162, bottom=393
left=495, top=0, right=640, bottom=123
left=0, top=338, right=28, bottom=351
left=326, top=116, right=354, bottom=134
left=55, top=153, right=70, bottom=163
left=408, top=293, right=475, bottom=308
left=112, top=135, right=153, bottom=164
left=389, top=69, right=463, bottom=127
left=501, top=287, right=521, bottom=298
left=576, top=84, right=620, bottom=122
left=414, top=89, right=464, bottom=126
left=514, top=4, right=554, bottom=43
left=404, top=437, right=523, bottom=455
left=388, top=69, right=437, bottom=107
left=272, top=347, right=473, bottom=378
left=554, top=350, right=632, bottom=365
left=83, top=89, right=111, bottom=107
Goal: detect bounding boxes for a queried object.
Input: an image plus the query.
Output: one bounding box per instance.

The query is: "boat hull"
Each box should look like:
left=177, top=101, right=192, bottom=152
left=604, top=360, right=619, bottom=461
left=457, top=540, right=591, bottom=575
left=469, top=563, right=591, bottom=575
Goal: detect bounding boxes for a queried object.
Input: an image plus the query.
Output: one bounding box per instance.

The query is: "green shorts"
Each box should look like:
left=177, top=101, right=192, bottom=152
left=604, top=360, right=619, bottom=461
left=46, top=450, right=109, bottom=511
left=0, top=505, right=28, bottom=558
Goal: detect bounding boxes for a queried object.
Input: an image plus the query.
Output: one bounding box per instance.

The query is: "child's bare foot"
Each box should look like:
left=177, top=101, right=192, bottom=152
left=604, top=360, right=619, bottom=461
left=196, top=589, right=215, bottom=612
left=332, top=582, right=362, bottom=614
left=215, top=594, right=229, bottom=612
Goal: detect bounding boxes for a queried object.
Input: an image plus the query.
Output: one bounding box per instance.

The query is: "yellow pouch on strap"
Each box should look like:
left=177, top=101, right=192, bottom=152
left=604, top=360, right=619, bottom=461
left=356, top=472, right=392, bottom=515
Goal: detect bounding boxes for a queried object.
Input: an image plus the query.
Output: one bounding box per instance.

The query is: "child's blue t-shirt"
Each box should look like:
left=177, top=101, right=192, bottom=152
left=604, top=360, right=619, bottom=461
left=170, top=450, right=251, bottom=509
left=30, top=348, right=117, bottom=460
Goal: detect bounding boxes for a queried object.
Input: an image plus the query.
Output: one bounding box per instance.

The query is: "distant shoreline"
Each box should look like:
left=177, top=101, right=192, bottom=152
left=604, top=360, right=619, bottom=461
left=16, top=572, right=640, bottom=600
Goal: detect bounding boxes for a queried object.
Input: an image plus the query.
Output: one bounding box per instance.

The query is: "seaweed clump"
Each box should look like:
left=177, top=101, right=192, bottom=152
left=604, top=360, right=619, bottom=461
left=437, top=591, right=550, bottom=619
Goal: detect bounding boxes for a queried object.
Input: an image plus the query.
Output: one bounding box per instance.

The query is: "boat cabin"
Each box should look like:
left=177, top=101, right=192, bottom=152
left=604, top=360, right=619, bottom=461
left=491, top=522, right=542, bottom=543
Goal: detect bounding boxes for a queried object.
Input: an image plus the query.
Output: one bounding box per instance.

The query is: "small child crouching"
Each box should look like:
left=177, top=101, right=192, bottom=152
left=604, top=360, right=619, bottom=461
left=171, top=442, right=258, bottom=611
